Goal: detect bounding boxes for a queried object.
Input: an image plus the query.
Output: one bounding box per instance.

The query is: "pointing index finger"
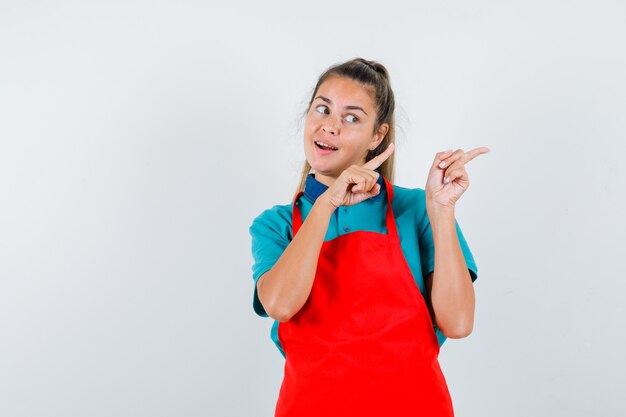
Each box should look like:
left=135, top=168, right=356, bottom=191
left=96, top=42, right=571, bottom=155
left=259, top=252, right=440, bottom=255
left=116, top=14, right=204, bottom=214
left=362, top=143, right=395, bottom=170
left=464, top=146, right=491, bottom=162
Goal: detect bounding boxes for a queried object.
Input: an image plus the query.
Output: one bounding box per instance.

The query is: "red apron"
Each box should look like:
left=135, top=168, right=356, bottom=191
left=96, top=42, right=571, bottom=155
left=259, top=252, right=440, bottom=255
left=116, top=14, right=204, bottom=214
left=275, top=177, right=455, bottom=417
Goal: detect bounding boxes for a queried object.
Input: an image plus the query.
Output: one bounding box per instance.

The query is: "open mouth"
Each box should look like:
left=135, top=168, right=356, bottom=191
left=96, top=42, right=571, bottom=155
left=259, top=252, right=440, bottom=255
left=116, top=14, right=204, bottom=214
left=315, top=141, right=338, bottom=151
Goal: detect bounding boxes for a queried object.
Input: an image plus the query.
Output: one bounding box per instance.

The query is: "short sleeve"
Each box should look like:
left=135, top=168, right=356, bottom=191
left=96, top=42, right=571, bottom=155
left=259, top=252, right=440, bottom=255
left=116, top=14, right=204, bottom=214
left=417, top=211, right=478, bottom=283
left=248, top=204, right=293, bottom=317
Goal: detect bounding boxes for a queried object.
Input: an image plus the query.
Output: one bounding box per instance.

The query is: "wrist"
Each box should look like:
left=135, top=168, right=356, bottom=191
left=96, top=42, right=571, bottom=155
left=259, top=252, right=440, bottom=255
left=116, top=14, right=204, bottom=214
left=426, top=204, right=455, bottom=223
left=313, top=192, right=338, bottom=216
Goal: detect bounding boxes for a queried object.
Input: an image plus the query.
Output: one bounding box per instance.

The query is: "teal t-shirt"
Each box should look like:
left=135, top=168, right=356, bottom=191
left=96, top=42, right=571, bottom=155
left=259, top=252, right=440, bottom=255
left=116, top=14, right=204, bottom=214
left=249, top=170, right=478, bottom=358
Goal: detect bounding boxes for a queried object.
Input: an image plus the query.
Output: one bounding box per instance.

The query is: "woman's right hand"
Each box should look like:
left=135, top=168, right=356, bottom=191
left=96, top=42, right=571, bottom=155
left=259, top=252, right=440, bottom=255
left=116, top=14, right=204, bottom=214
left=321, top=143, right=396, bottom=208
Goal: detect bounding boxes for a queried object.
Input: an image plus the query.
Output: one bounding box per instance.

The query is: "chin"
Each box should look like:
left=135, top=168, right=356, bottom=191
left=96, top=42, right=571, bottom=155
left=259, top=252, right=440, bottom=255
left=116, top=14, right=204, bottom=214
left=307, top=160, right=326, bottom=173
left=305, top=144, right=343, bottom=176
left=309, top=165, right=341, bottom=179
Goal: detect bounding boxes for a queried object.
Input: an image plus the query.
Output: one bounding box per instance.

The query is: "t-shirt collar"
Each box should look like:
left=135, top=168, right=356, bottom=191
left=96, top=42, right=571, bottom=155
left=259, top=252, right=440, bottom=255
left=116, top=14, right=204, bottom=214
left=303, top=168, right=385, bottom=203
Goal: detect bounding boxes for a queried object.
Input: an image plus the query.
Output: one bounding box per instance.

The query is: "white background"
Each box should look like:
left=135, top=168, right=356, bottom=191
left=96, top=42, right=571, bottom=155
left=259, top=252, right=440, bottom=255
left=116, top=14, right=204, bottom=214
left=1, top=1, right=624, bottom=416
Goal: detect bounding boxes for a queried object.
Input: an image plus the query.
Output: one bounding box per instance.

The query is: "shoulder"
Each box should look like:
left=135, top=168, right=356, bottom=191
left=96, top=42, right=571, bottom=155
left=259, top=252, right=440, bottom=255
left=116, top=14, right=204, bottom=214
left=390, top=184, right=428, bottom=217
left=390, top=184, right=432, bottom=237
left=391, top=184, right=426, bottom=203
left=249, top=201, right=293, bottom=241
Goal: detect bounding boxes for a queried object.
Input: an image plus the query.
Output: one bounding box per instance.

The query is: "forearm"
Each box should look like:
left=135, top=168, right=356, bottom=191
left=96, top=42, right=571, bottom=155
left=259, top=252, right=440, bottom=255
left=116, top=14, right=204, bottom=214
left=257, top=195, right=336, bottom=322
left=427, top=207, right=475, bottom=338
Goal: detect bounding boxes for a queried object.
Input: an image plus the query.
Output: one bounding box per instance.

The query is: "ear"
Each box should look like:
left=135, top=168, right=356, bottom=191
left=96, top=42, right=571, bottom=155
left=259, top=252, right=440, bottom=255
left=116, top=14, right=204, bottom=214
left=370, top=123, right=390, bottom=150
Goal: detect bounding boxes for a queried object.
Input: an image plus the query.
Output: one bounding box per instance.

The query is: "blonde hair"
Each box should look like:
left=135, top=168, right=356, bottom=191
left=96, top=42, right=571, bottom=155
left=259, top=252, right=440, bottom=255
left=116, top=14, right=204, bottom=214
left=294, top=57, right=396, bottom=200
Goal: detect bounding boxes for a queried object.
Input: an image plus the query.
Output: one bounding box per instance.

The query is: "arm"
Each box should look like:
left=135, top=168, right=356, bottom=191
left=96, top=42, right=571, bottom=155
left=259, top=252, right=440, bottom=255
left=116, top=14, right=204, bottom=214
left=422, top=147, right=487, bottom=339
left=256, top=194, right=336, bottom=322
left=425, top=209, right=475, bottom=338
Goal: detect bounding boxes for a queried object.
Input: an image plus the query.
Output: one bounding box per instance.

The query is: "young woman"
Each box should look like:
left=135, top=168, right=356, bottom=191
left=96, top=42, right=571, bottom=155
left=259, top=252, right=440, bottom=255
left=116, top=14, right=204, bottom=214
left=249, top=57, right=490, bottom=416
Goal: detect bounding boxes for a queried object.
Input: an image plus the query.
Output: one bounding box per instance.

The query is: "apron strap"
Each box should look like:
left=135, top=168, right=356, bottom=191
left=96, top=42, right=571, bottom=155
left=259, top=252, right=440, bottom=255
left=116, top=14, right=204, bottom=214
left=291, top=191, right=305, bottom=237
left=291, top=176, right=398, bottom=240
left=382, top=176, right=399, bottom=241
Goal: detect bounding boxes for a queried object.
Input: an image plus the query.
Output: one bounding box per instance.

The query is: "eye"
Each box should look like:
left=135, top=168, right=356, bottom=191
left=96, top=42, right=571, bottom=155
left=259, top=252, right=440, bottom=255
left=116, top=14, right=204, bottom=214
left=315, top=105, right=329, bottom=114
left=345, top=114, right=359, bottom=123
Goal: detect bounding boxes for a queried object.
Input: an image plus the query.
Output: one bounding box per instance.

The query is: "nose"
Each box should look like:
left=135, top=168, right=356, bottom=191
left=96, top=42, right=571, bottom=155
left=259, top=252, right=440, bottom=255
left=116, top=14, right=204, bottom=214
left=322, top=118, right=339, bottom=135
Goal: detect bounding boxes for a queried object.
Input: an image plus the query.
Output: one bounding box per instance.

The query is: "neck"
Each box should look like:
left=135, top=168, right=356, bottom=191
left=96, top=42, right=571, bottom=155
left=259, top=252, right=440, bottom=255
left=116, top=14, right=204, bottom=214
left=312, top=171, right=337, bottom=187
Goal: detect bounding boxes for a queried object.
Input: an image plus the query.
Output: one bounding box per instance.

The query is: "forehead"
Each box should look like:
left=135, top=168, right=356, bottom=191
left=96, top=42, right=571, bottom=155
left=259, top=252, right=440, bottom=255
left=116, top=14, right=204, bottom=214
left=316, top=76, right=375, bottom=108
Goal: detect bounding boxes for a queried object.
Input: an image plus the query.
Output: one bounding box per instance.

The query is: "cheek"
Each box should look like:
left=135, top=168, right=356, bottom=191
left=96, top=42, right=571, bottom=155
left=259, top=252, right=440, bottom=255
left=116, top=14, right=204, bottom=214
left=303, top=123, right=313, bottom=139
left=304, top=116, right=319, bottom=132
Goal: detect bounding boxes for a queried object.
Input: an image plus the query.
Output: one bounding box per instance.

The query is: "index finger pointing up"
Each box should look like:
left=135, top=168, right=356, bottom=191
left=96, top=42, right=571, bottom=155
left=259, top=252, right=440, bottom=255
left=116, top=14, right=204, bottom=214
left=362, top=142, right=395, bottom=171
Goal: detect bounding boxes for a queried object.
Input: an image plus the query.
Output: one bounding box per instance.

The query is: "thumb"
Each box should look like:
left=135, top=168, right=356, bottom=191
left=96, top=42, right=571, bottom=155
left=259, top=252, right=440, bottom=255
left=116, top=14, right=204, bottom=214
left=430, top=149, right=453, bottom=172
left=428, top=149, right=452, bottom=184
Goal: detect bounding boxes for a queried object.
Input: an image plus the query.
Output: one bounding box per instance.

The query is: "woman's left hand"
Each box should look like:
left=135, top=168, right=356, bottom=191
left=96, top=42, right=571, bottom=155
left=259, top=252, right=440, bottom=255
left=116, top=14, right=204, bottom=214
left=425, top=147, right=490, bottom=211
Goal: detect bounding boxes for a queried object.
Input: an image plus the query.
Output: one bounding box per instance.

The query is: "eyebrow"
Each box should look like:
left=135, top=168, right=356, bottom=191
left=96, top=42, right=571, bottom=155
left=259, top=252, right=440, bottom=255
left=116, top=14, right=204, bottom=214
left=314, top=96, right=368, bottom=116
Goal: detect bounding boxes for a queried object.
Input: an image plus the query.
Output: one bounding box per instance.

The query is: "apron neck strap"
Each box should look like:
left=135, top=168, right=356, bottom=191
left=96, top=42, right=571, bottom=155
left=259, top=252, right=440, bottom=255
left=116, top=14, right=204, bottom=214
left=291, top=191, right=305, bottom=237
left=381, top=176, right=399, bottom=239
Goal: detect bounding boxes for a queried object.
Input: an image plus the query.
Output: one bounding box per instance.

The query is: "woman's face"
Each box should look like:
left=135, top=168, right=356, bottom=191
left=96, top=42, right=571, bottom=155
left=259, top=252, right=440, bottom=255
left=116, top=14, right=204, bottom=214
left=303, top=75, right=388, bottom=186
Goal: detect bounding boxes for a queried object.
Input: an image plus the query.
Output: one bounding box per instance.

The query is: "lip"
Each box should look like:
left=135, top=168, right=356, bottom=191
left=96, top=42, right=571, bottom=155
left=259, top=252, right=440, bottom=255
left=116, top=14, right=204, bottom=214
left=312, top=140, right=338, bottom=156
left=313, top=139, right=339, bottom=150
